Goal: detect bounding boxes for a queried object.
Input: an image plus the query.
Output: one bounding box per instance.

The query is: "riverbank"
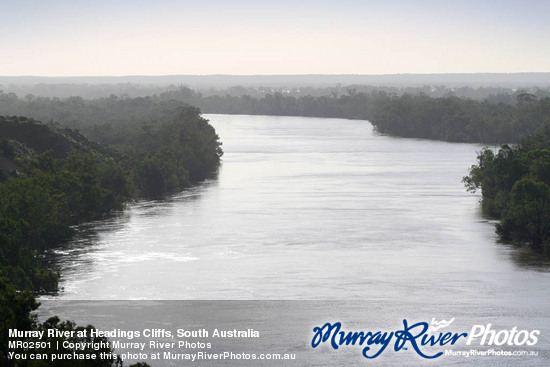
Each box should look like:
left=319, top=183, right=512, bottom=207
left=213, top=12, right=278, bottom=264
left=0, top=109, right=222, bottom=366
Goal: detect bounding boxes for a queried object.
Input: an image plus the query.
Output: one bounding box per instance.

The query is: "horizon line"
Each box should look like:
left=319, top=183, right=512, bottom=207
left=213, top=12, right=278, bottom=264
left=2, top=72, right=550, bottom=78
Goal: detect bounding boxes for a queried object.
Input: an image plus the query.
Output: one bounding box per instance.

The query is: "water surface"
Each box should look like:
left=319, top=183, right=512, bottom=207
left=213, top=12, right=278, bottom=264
left=44, top=114, right=549, bottom=301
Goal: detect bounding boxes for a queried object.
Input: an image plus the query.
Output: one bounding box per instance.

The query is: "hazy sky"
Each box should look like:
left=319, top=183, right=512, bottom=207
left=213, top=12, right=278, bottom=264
left=1, top=0, right=549, bottom=76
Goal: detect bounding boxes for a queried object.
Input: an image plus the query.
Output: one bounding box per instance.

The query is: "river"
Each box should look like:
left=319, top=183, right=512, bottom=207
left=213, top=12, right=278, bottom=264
left=39, top=114, right=550, bottom=366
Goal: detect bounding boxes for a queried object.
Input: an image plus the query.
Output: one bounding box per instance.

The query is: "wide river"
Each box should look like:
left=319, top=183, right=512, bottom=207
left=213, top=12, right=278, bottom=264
left=40, top=114, right=550, bottom=365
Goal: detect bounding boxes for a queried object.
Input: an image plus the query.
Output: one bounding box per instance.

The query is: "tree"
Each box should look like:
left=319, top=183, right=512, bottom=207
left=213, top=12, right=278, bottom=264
left=464, top=125, right=550, bottom=255
left=498, top=178, right=550, bottom=251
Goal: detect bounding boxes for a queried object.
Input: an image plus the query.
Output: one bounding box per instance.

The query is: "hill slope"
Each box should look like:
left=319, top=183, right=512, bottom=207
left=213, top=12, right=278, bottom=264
left=0, top=115, right=114, bottom=178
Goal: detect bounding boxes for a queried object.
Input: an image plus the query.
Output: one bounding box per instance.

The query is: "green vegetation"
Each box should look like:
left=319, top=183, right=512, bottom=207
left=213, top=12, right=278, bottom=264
left=464, top=125, right=550, bottom=256
left=0, top=106, right=221, bottom=366
left=145, top=88, right=550, bottom=144
left=368, top=93, right=550, bottom=144
left=3, top=87, right=550, bottom=146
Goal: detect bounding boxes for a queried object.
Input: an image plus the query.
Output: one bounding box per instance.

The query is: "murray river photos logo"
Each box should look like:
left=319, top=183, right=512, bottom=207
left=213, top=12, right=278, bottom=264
left=311, top=318, right=540, bottom=359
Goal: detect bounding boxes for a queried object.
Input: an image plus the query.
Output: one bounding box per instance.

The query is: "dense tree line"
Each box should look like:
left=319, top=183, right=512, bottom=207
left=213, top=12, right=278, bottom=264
left=463, top=126, right=550, bottom=255
left=3, top=87, right=550, bottom=146
left=0, top=96, right=223, bottom=195
left=85, top=107, right=223, bottom=197
left=368, top=93, right=550, bottom=144
left=156, top=88, right=550, bottom=144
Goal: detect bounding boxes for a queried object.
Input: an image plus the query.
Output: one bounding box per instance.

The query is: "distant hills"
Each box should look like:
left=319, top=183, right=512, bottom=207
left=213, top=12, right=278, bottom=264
left=2, top=73, right=550, bottom=88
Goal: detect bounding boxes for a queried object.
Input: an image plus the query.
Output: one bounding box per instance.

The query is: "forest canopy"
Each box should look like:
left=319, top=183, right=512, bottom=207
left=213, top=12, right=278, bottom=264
left=464, top=125, right=550, bottom=255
